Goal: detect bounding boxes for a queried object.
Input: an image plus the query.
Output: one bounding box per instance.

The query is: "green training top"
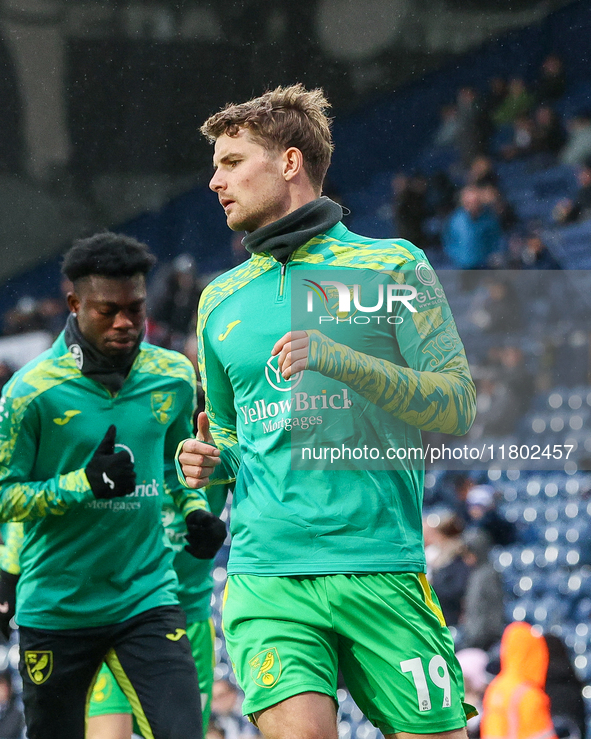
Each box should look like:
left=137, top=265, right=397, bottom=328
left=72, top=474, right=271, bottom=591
left=161, top=482, right=228, bottom=623
left=193, top=222, right=476, bottom=577
left=2, top=484, right=230, bottom=625
left=0, top=333, right=207, bottom=629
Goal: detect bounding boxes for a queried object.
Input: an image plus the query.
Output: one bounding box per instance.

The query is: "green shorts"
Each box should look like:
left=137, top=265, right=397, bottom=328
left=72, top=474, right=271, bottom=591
left=88, top=618, right=216, bottom=730
left=222, top=572, right=475, bottom=735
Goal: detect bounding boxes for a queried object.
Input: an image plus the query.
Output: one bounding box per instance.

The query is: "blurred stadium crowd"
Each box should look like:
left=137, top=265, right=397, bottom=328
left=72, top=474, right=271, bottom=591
left=0, top=3, right=591, bottom=739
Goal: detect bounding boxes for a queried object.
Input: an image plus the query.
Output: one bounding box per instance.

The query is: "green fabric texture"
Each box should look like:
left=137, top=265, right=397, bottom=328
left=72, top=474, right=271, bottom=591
left=0, top=333, right=207, bottom=629
left=194, top=222, right=475, bottom=576
left=223, top=572, right=470, bottom=733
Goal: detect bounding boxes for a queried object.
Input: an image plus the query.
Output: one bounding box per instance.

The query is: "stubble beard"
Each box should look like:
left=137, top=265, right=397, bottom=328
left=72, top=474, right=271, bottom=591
left=227, top=191, right=288, bottom=233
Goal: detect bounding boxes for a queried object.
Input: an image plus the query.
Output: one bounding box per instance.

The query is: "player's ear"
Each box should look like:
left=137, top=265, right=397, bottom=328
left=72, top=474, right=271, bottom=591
left=66, top=292, right=80, bottom=315
left=283, top=147, right=304, bottom=182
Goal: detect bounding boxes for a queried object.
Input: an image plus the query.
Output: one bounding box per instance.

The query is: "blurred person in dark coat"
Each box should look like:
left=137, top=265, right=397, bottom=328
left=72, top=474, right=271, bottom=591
left=535, top=54, right=567, bottom=105
left=392, top=172, right=430, bottom=248
left=466, top=484, right=517, bottom=547
left=544, top=634, right=586, bottom=739
left=149, top=253, right=202, bottom=352
left=553, top=157, right=591, bottom=224
left=460, top=529, right=505, bottom=651
left=425, top=512, right=472, bottom=627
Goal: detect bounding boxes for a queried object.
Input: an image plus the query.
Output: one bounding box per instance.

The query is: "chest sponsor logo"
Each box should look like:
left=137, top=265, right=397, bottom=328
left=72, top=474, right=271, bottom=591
left=114, top=443, right=135, bottom=463
left=53, top=409, right=81, bottom=425
left=249, top=647, right=282, bottom=688
left=265, top=355, right=303, bottom=392
left=240, top=389, right=352, bottom=426
left=218, top=320, right=241, bottom=341
left=85, top=477, right=160, bottom=510
left=151, top=392, right=176, bottom=424
left=25, top=651, right=53, bottom=684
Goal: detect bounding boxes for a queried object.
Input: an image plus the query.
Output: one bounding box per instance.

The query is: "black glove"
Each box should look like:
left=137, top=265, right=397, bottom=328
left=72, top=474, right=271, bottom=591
left=184, top=510, right=227, bottom=560
left=85, top=425, right=136, bottom=499
left=0, top=570, right=18, bottom=640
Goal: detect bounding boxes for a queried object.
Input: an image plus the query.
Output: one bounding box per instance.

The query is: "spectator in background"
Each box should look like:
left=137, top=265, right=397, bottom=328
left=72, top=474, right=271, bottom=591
left=433, top=103, right=460, bottom=150
left=553, top=157, right=591, bottom=224
left=424, top=511, right=471, bottom=628
left=535, top=54, right=567, bottom=104
left=470, top=345, right=535, bottom=443
left=149, top=253, right=202, bottom=352
left=466, top=484, right=517, bottom=547
left=0, top=670, right=24, bottom=739
left=210, top=679, right=258, bottom=739
left=206, top=722, right=226, bottom=739
left=531, top=105, right=566, bottom=160
left=493, top=77, right=535, bottom=126
left=37, top=297, right=69, bottom=338
left=425, top=170, right=457, bottom=248
left=482, top=77, right=508, bottom=122
left=392, top=172, right=430, bottom=248
left=560, top=110, right=591, bottom=166
left=479, top=182, right=517, bottom=232
left=460, top=528, right=505, bottom=650
left=466, top=155, right=499, bottom=188
left=544, top=634, right=586, bottom=739
left=520, top=232, right=561, bottom=269
left=500, top=115, right=535, bottom=161
left=470, top=277, right=522, bottom=334
left=456, top=87, right=489, bottom=167
left=2, top=297, right=48, bottom=336
left=442, top=185, right=503, bottom=268
left=481, top=622, right=558, bottom=739
left=456, top=648, right=489, bottom=739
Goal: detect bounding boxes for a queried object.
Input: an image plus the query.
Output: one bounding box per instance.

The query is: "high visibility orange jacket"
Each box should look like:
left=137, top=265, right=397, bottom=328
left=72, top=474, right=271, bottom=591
left=481, top=622, right=558, bottom=739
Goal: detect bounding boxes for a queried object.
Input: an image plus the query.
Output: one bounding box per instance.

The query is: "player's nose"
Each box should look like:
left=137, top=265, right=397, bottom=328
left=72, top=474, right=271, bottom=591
left=209, top=169, right=224, bottom=192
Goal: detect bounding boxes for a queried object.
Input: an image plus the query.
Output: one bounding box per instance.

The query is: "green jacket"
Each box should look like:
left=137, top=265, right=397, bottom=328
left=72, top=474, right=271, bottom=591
left=0, top=334, right=207, bottom=629
left=195, top=223, right=476, bottom=576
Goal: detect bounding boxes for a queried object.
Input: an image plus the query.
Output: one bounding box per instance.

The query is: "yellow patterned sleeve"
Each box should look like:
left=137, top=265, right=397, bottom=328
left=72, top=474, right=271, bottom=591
left=0, top=522, right=23, bottom=575
left=305, top=254, right=476, bottom=435
left=0, top=388, right=94, bottom=522
left=306, top=325, right=476, bottom=436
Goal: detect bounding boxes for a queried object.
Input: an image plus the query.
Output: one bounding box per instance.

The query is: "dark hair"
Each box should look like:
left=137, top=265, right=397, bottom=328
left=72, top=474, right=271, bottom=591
left=62, top=232, right=157, bottom=283
left=201, top=83, right=333, bottom=192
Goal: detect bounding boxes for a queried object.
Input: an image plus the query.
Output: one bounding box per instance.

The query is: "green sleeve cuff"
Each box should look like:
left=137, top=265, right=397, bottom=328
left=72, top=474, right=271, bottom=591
left=58, top=469, right=95, bottom=506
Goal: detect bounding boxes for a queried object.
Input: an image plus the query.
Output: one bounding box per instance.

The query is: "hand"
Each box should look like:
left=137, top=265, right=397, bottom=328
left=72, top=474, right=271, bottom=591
left=85, top=425, right=136, bottom=499
left=178, top=413, right=221, bottom=489
left=271, top=331, right=310, bottom=380
left=184, top=509, right=227, bottom=559
left=0, top=570, right=18, bottom=640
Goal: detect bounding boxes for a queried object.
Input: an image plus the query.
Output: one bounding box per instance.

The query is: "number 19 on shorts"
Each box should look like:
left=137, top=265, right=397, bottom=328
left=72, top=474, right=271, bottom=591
left=400, top=656, right=451, bottom=711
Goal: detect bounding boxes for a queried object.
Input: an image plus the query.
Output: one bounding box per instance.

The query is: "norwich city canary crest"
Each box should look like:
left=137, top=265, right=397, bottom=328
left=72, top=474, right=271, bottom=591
left=249, top=647, right=282, bottom=688
left=25, top=651, right=53, bottom=684
left=92, top=672, right=113, bottom=703
left=151, top=392, right=176, bottom=424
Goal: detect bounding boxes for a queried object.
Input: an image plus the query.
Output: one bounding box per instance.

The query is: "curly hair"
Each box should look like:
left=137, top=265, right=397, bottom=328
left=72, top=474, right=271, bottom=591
left=201, top=83, right=334, bottom=192
left=62, top=232, right=157, bottom=283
